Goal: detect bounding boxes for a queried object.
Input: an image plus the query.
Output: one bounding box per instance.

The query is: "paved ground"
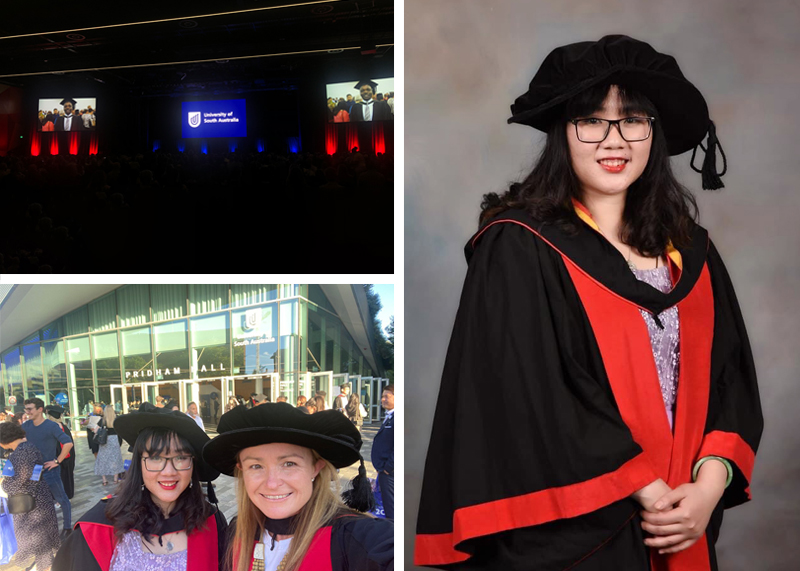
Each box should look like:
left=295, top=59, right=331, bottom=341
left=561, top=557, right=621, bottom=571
left=1, top=424, right=379, bottom=570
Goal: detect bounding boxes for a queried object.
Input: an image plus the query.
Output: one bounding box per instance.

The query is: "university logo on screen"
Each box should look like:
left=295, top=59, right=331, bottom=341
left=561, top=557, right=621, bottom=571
left=188, top=112, right=201, bottom=128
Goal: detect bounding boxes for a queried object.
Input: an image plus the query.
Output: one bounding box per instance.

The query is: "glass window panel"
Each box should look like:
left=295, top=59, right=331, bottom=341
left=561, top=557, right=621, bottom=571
left=117, top=285, right=150, bottom=327
left=308, top=285, right=336, bottom=313
left=66, top=337, right=94, bottom=414
left=22, top=344, right=44, bottom=398
left=22, top=332, right=41, bottom=344
left=189, top=284, right=229, bottom=315
left=279, top=300, right=298, bottom=372
left=307, top=304, right=326, bottom=372
left=232, top=304, right=278, bottom=375
left=191, top=313, right=229, bottom=348
left=299, top=300, right=308, bottom=373
left=154, top=321, right=190, bottom=381
left=121, top=327, right=152, bottom=356
left=231, top=285, right=278, bottom=307
left=121, top=327, right=154, bottom=383
left=190, top=314, right=230, bottom=379
left=151, top=285, right=187, bottom=321
left=89, top=293, right=117, bottom=332
left=326, top=316, right=342, bottom=374
left=154, top=321, right=188, bottom=352
left=63, top=306, right=89, bottom=336
left=2, top=348, right=23, bottom=406
left=93, top=332, right=121, bottom=387
left=41, top=319, right=62, bottom=340
left=92, top=331, right=119, bottom=360
left=279, top=373, right=297, bottom=405
left=43, top=340, right=68, bottom=411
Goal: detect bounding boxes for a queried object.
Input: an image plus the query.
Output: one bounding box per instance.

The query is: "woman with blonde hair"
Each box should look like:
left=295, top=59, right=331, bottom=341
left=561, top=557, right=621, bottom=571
left=93, top=405, right=124, bottom=486
left=203, top=403, right=393, bottom=571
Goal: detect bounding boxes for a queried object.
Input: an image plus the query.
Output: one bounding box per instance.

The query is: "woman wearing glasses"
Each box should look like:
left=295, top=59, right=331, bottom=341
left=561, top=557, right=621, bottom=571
left=53, top=409, right=227, bottom=571
left=416, top=36, right=762, bottom=570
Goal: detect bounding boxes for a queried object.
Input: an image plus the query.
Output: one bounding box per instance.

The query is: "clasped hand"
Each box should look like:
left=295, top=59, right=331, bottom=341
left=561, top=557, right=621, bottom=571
left=639, top=480, right=724, bottom=555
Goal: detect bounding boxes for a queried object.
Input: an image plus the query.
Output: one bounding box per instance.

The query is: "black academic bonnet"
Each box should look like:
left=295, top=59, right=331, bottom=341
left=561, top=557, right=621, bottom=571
left=45, top=405, right=65, bottom=419
left=202, top=403, right=363, bottom=476
left=508, top=35, right=726, bottom=189
left=114, top=408, right=220, bottom=482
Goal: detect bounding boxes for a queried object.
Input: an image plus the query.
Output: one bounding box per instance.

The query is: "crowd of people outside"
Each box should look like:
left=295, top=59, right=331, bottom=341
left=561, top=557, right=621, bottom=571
left=0, top=147, right=393, bottom=273
left=0, top=383, right=394, bottom=571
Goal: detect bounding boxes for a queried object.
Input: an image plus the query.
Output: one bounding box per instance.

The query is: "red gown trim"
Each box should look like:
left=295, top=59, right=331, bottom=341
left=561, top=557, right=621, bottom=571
left=79, top=514, right=218, bottom=571
left=418, top=217, right=719, bottom=570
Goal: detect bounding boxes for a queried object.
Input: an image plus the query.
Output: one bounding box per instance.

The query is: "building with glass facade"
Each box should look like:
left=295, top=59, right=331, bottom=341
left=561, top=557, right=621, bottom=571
left=0, top=284, right=389, bottom=432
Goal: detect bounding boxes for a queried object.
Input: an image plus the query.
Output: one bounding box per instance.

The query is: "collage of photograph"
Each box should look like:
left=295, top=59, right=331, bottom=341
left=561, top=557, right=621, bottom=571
left=1, top=1, right=799, bottom=570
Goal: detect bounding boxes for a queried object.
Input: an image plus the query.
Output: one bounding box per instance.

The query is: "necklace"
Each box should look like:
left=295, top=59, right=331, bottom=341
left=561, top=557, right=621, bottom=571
left=140, top=533, right=174, bottom=553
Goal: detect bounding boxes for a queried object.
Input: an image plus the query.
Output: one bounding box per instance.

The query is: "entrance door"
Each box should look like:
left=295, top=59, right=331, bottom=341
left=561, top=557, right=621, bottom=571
left=142, top=381, right=182, bottom=410
left=110, top=384, right=127, bottom=415
left=308, top=372, right=334, bottom=409
left=360, top=377, right=373, bottom=425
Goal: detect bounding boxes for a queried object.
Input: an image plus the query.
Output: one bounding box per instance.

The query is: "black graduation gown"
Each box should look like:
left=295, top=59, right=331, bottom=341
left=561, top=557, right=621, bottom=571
left=57, top=422, right=75, bottom=499
left=52, top=497, right=228, bottom=571
left=414, top=208, right=763, bottom=571
left=225, top=513, right=394, bottom=571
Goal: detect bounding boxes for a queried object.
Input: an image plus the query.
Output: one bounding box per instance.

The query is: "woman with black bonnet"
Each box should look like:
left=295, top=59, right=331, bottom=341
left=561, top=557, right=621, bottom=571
left=416, top=35, right=763, bottom=571
left=203, top=402, right=393, bottom=571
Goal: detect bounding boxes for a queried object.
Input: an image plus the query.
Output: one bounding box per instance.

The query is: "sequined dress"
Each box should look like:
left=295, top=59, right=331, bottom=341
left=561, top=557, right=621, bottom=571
left=631, top=265, right=680, bottom=430
left=108, top=531, right=187, bottom=571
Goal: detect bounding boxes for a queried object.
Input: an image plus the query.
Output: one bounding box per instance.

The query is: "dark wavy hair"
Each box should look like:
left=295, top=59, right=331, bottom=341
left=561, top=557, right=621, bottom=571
left=104, top=427, right=213, bottom=542
left=480, top=83, right=698, bottom=256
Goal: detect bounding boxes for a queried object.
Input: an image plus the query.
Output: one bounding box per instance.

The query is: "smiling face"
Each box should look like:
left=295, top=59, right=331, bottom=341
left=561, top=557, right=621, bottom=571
left=360, top=85, right=374, bottom=102
left=566, top=85, right=652, bottom=202
left=140, top=435, right=194, bottom=512
left=238, top=442, right=325, bottom=520
left=63, top=102, right=73, bottom=115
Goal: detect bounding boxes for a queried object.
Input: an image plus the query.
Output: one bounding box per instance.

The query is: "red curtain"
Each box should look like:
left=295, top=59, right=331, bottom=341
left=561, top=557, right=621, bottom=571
left=30, top=126, right=41, bottom=156
left=345, top=124, right=359, bottom=153
left=371, top=122, right=386, bottom=155
left=89, top=132, right=99, bottom=155
left=69, top=132, right=80, bottom=155
left=325, top=123, right=338, bottom=155
left=50, top=133, right=59, bottom=155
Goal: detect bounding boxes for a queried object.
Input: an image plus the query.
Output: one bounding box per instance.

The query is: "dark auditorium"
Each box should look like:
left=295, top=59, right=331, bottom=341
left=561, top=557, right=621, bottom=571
left=0, top=1, right=394, bottom=274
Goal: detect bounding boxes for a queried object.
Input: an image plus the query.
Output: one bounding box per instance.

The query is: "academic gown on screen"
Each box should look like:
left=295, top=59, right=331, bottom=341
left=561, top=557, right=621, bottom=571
left=414, top=206, right=763, bottom=571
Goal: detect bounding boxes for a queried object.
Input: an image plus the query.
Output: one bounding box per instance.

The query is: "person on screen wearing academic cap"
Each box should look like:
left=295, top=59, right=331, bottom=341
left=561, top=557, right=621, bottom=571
left=415, top=35, right=762, bottom=570
left=53, top=408, right=227, bottom=571
left=54, top=98, right=84, bottom=131
left=202, top=402, right=393, bottom=571
left=349, top=80, right=392, bottom=122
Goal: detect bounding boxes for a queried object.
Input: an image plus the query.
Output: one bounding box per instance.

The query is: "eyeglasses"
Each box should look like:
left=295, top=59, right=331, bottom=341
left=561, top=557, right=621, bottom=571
left=142, top=455, right=193, bottom=471
left=570, top=117, right=655, bottom=143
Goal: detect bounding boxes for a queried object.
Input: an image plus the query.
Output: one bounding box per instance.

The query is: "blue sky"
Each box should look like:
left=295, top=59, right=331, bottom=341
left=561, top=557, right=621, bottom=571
left=372, top=284, right=394, bottom=336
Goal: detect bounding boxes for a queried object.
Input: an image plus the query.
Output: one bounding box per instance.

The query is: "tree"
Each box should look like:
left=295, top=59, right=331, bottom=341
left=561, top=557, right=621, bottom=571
left=363, top=285, right=394, bottom=376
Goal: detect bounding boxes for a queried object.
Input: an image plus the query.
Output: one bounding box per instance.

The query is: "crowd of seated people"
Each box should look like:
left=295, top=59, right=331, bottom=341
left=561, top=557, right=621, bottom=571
left=0, top=147, right=393, bottom=273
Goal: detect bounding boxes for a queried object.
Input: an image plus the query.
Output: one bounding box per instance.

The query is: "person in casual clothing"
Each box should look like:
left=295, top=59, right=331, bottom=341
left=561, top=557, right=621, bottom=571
left=21, top=397, right=73, bottom=538
left=93, top=405, right=124, bottom=486
left=345, top=393, right=364, bottom=429
left=0, top=421, right=62, bottom=570
left=187, top=401, right=204, bottom=431
left=371, top=385, right=394, bottom=519
left=53, top=408, right=227, bottom=571
left=333, top=383, right=350, bottom=414
left=203, top=403, right=393, bottom=571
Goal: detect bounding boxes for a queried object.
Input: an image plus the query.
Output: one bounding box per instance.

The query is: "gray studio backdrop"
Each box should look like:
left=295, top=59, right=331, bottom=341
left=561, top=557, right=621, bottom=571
left=405, top=1, right=800, bottom=569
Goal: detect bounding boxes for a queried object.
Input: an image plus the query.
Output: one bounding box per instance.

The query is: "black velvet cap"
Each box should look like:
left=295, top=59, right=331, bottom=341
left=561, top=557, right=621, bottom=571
left=508, top=35, right=710, bottom=156
left=114, top=408, right=220, bottom=482
left=202, top=403, right=363, bottom=476
left=60, top=98, right=77, bottom=107
left=354, top=79, right=378, bottom=90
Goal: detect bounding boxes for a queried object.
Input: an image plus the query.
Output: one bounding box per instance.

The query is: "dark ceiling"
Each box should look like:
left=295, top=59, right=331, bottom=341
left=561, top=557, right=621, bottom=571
left=0, top=0, right=394, bottom=96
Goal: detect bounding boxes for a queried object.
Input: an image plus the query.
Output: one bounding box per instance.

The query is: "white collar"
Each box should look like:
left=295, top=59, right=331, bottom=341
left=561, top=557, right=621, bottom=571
left=362, top=99, right=374, bottom=105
